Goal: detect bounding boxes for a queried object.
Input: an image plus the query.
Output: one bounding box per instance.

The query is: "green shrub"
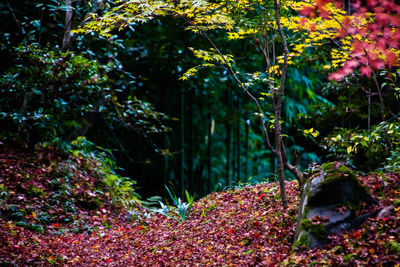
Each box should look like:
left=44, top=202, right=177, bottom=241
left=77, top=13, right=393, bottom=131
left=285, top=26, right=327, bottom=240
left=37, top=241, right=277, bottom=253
left=324, top=122, right=400, bottom=171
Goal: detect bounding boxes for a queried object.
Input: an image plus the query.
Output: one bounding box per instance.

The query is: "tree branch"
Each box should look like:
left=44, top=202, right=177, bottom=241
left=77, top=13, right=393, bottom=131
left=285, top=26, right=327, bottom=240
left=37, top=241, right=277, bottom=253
left=199, top=30, right=275, bottom=153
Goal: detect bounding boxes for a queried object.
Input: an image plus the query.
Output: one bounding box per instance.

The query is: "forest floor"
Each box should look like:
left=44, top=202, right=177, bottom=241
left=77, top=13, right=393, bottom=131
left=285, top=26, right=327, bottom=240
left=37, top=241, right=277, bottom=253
left=0, top=146, right=400, bottom=266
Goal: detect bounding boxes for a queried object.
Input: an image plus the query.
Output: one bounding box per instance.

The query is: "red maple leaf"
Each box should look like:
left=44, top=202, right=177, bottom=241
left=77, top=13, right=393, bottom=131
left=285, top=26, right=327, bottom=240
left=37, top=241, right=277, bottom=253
left=319, top=6, right=330, bottom=19
left=328, top=72, right=345, bottom=81
left=360, top=65, right=373, bottom=77
left=369, top=59, right=386, bottom=69
left=386, top=51, right=398, bottom=68
left=299, top=6, right=314, bottom=17
left=345, top=60, right=359, bottom=69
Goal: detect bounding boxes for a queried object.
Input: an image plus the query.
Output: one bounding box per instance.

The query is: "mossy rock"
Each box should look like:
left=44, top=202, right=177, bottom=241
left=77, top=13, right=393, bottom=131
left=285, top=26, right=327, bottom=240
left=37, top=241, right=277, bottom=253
left=293, top=162, right=378, bottom=250
left=307, top=162, right=375, bottom=207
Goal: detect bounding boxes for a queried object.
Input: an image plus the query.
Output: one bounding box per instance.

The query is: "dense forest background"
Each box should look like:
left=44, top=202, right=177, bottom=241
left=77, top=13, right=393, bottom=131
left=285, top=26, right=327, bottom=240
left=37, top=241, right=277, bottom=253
left=1, top=0, right=399, bottom=201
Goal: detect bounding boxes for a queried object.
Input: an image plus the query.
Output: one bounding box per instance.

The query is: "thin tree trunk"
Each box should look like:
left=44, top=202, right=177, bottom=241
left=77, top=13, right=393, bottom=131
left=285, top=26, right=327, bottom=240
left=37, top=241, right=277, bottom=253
left=372, top=73, right=386, bottom=122
left=62, top=0, right=73, bottom=52
left=208, top=114, right=213, bottom=191
left=6, top=0, right=23, bottom=36
left=274, top=0, right=289, bottom=209
left=236, top=96, right=241, bottom=183
left=372, top=72, right=393, bottom=150
left=38, top=6, right=45, bottom=45
left=233, top=102, right=237, bottom=183
left=180, top=87, right=185, bottom=197
left=226, top=87, right=232, bottom=187
left=245, top=118, right=249, bottom=179
left=368, top=91, right=371, bottom=129
left=188, top=88, right=193, bottom=192
left=164, top=136, right=168, bottom=199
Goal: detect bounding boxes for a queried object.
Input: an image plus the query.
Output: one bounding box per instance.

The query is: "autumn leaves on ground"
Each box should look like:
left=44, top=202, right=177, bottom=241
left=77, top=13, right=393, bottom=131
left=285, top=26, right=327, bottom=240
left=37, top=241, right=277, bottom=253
left=0, top=146, right=399, bottom=266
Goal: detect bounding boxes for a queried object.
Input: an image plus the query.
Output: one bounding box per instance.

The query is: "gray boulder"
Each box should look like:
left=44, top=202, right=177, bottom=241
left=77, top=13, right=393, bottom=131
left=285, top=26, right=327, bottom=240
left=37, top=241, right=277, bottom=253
left=293, top=162, right=378, bottom=250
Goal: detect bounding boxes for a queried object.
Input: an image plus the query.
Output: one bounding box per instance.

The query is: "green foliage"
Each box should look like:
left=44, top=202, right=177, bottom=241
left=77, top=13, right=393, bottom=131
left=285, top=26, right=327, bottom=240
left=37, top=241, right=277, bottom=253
left=381, top=69, right=400, bottom=100
left=324, top=122, right=400, bottom=171
left=0, top=43, right=171, bottom=147
left=0, top=43, right=108, bottom=144
left=383, top=150, right=400, bottom=172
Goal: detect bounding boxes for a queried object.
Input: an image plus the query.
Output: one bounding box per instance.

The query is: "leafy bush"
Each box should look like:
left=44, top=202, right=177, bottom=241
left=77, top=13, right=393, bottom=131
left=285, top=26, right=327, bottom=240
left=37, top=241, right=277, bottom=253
left=324, top=122, right=400, bottom=171
left=0, top=43, right=171, bottom=147
left=68, top=136, right=141, bottom=209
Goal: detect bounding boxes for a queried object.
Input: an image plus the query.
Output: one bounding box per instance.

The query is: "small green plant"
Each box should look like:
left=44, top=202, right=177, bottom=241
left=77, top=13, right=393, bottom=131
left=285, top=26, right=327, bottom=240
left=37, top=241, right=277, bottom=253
left=381, top=150, right=400, bottom=172
left=387, top=241, right=400, bottom=254
left=154, top=186, right=195, bottom=222
left=0, top=184, right=9, bottom=204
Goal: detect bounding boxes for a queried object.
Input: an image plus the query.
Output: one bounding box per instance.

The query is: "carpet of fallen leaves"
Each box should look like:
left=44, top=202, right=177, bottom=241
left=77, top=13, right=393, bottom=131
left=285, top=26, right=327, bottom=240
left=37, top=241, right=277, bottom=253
left=0, top=146, right=399, bottom=266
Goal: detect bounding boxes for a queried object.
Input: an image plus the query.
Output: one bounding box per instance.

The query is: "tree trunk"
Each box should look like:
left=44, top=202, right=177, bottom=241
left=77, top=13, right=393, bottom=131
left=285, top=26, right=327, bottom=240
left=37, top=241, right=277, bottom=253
left=62, top=0, right=73, bottom=52
left=274, top=0, right=289, bottom=209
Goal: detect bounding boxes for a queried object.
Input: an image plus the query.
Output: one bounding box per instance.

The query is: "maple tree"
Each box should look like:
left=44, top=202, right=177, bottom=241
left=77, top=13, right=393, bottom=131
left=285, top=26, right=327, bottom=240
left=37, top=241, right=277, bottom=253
left=299, top=0, right=399, bottom=80
left=291, top=0, right=400, bottom=124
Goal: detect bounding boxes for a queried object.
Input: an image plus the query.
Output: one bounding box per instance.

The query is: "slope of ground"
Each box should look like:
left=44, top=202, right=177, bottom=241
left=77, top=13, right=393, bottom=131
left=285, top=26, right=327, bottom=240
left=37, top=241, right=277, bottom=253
left=0, top=146, right=399, bottom=266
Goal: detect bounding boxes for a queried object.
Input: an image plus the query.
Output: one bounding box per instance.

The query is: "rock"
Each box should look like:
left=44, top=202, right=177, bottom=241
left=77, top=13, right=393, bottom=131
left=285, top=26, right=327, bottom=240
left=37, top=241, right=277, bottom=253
left=293, top=162, right=378, bottom=250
